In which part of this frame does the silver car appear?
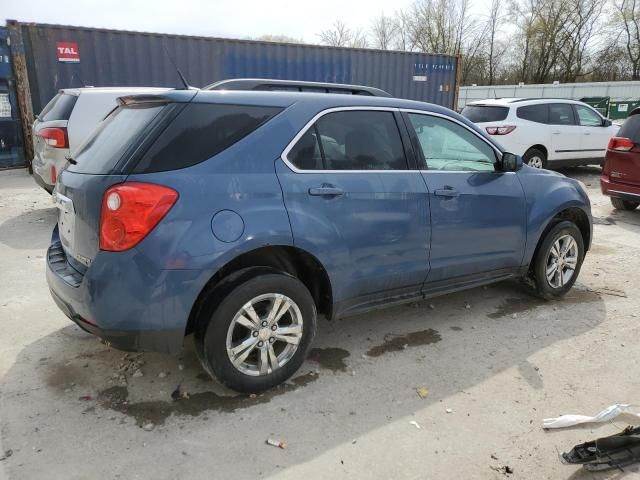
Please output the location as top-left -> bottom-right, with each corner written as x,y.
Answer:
32,87 -> 169,192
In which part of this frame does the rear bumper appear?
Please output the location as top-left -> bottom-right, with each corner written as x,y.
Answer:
32,169 -> 54,193
48,287 -> 178,352
46,226 -> 206,354
600,175 -> 640,202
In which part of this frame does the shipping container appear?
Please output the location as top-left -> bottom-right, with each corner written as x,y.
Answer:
7,20 -> 460,167
0,26 -> 25,169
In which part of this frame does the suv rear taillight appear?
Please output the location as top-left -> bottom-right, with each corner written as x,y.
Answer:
39,127 -> 69,148
485,126 -> 517,135
99,182 -> 178,252
608,137 -> 635,152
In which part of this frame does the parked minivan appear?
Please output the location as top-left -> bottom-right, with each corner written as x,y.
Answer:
47,87 -> 592,392
32,87 -> 169,192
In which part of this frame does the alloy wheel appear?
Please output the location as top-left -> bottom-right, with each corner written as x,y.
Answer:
528,156 -> 543,168
545,234 -> 578,288
225,293 -> 303,376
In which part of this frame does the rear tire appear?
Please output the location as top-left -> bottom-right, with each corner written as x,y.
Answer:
523,148 -> 547,169
531,221 -> 584,299
611,197 -> 639,211
196,273 -> 316,393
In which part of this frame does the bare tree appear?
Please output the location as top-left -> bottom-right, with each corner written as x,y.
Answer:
614,0 -> 640,79
370,13 -> 396,50
558,0 -> 605,82
318,20 -> 353,47
411,0 -> 474,55
485,0 -> 505,85
350,28 -> 370,48
254,34 -> 304,44
392,9 -> 416,51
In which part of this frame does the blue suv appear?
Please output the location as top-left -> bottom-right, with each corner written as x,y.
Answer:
47,86 -> 592,392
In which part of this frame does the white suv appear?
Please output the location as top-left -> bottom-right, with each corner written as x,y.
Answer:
461,98 -> 619,169
32,87 -> 169,192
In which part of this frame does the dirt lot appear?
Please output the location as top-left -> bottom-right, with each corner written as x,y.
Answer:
0,167 -> 639,479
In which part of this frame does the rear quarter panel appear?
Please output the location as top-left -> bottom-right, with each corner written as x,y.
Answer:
124,105 -> 298,278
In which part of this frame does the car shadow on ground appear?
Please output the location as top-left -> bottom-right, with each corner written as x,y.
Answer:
0,206 -> 57,250
0,279 -> 609,478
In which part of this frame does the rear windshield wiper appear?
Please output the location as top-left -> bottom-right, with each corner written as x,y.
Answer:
66,157 -> 77,165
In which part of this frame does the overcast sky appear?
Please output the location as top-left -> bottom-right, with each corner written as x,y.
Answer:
1,0 -> 490,44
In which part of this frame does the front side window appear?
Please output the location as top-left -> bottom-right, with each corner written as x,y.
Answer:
549,104 -> 576,125
287,110 -> 407,170
574,105 -> 603,127
408,113 -> 496,172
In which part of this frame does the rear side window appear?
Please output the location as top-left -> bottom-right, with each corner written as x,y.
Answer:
460,105 -> 509,123
517,104 -> 548,124
618,113 -> 640,142
549,104 -> 575,125
68,105 -> 164,174
38,93 -> 78,122
287,110 -> 407,170
134,103 -> 282,173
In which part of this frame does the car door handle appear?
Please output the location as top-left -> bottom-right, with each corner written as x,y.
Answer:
434,187 -> 459,197
308,186 -> 344,197
552,130 -> 561,135
584,131 -> 591,135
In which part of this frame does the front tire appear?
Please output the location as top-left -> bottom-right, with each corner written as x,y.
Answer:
523,148 -> 547,169
531,221 -> 584,299
197,273 -> 316,393
611,197 -> 639,211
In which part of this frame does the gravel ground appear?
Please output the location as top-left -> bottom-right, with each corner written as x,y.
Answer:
0,167 -> 639,480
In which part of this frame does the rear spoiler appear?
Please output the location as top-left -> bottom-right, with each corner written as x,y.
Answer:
117,90 -> 198,106
117,95 -> 174,106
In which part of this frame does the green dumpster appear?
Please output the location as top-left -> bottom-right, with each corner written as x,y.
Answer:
580,97 -> 610,117
609,100 -> 640,120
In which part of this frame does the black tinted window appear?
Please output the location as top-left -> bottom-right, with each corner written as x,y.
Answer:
69,105 -> 164,174
517,104 -> 548,123
618,113 -> 640,142
549,104 -> 575,125
288,127 -> 323,169
461,105 -> 509,123
134,103 -> 281,173
288,111 -> 407,170
39,93 -> 78,122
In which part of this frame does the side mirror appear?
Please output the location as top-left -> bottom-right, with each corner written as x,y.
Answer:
603,119 -> 612,127
501,152 -> 523,172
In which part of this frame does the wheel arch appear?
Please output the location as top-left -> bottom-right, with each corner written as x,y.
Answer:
185,245 -> 333,339
528,206 -> 591,271
525,145 -> 548,160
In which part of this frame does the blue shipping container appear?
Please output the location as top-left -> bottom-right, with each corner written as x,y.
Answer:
12,21 -> 459,114
0,26 -> 25,168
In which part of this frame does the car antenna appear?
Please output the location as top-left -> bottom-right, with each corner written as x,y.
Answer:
71,72 -> 86,88
163,44 -> 191,90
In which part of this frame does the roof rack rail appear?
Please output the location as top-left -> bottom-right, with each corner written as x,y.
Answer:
204,78 -> 391,97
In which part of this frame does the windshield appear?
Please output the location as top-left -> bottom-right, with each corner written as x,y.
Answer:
461,105 -> 509,123
67,104 -> 164,174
